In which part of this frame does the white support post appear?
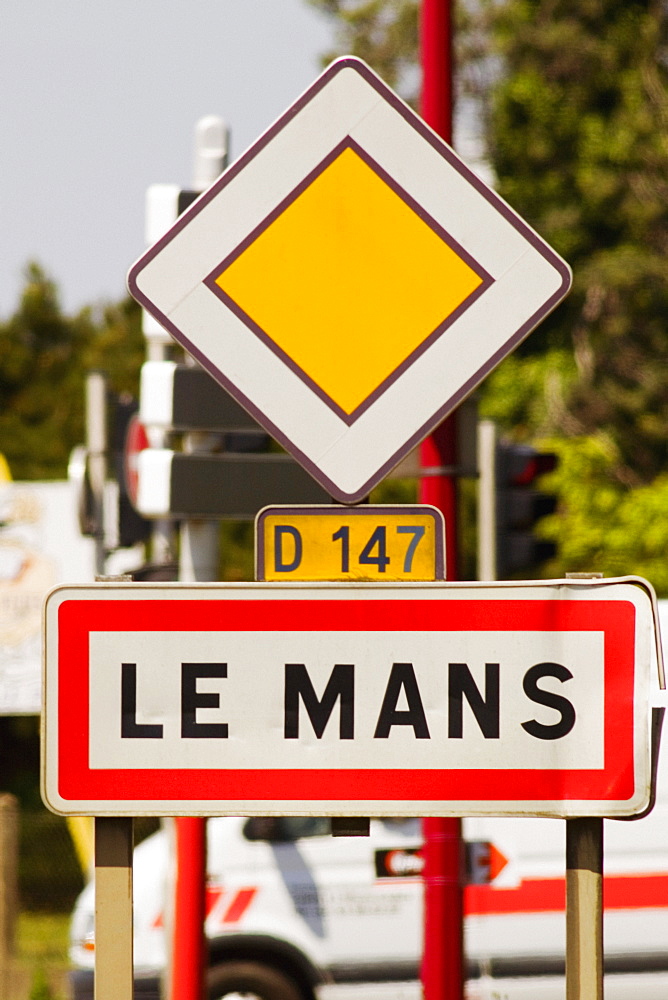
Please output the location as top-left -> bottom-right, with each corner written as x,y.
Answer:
477,419 -> 497,581
178,116 -> 229,585
86,372 -> 108,576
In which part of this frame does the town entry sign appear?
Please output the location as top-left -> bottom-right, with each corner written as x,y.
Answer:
42,579 -> 652,818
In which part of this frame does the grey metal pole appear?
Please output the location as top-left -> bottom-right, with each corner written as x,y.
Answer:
169,115 -> 230,1000
477,419 -> 497,581
86,372 -> 108,576
179,115 -> 229,585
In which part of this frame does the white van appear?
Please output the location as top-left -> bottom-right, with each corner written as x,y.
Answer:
68,627 -> 668,1000
69,776 -> 668,1000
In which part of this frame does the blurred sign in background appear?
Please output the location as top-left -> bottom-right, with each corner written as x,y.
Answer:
0,479 -> 94,714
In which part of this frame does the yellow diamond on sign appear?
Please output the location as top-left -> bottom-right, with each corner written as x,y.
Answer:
209,141 -> 489,420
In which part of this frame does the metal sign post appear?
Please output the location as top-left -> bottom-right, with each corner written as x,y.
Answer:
418,2 -> 463,986
566,817 -> 603,1000
564,570 -> 605,1000
94,817 -> 133,1000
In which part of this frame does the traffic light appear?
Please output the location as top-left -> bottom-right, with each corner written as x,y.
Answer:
495,441 -> 558,578
135,362 -> 328,518
112,394 -> 152,548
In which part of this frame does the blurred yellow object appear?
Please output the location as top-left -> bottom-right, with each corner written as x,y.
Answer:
0,454 -> 11,482
67,816 -> 94,874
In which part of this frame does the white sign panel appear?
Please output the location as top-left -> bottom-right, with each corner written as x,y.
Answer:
128,58 -> 571,503
42,580 -> 651,817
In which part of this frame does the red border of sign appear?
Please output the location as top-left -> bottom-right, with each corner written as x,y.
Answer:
56,597 -> 636,804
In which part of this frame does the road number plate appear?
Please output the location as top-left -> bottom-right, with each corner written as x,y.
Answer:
255,505 -> 445,581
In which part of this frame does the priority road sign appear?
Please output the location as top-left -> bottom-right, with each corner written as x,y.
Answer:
127,58 -> 572,504
42,579 -> 652,818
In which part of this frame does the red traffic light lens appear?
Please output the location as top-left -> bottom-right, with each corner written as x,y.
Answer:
511,453 -> 557,486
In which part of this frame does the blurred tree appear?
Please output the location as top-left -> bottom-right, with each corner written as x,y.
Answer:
0,263 -> 143,479
309,0 -> 668,482
307,0 -> 668,589
84,293 -> 145,399
485,0 -> 668,485
532,434 -> 668,592
307,0 -> 420,99
0,264 -> 88,479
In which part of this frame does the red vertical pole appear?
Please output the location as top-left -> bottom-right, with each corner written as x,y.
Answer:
419,3 -> 465,1000
420,0 -> 453,141
170,817 -> 207,1000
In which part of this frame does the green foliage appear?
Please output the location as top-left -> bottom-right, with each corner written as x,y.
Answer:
85,293 -> 145,398
20,808 -> 84,912
307,0 -> 668,592
479,348 -> 579,440
0,263 -> 143,479
481,353 -> 668,592
535,435 -> 668,592
0,264 -> 88,479
28,967 -> 59,1000
478,0 -> 668,586
370,475 -> 417,505
485,0 -> 668,482
16,913 -> 70,1000
307,0 -> 419,100
219,521 -> 255,581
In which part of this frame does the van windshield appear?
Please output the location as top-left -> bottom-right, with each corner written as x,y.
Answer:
243,817 -> 332,842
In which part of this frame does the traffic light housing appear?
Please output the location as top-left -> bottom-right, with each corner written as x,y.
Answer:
112,395 -> 152,548
495,442 -> 558,578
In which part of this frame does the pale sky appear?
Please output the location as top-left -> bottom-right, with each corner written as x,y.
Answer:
0,1 -> 336,318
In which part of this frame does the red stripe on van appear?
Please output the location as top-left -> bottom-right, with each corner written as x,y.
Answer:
222,887 -> 257,924
465,874 -> 668,915
205,885 -> 224,916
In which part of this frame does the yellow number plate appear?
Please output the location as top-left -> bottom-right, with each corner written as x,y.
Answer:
255,505 -> 445,581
